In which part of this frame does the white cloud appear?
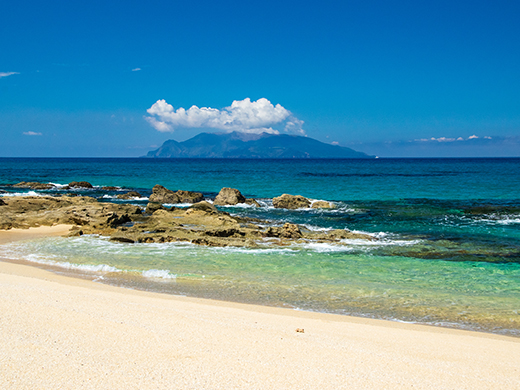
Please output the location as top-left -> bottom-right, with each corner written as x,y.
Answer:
0,72 -> 20,79
132,68 -> 141,72
23,131 -> 42,136
331,141 -> 339,145
415,135 -> 492,143
145,97 -> 305,135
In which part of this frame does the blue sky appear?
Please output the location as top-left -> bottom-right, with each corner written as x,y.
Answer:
1,0 -> 519,157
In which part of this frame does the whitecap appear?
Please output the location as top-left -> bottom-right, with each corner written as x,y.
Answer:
142,269 -> 177,279
1,191 -> 43,197
49,182 -> 67,188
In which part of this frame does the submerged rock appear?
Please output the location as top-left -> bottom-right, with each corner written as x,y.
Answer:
110,236 -> 135,244
117,191 -> 143,199
311,200 -> 335,209
272,194 -> 311,209
214,187 -> 246,205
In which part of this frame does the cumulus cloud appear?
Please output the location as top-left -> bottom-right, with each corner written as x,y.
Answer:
145,97 -> 305,135
23,131 -> 42,136
0,72 -> 20,79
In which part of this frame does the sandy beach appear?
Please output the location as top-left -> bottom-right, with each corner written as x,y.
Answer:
1,227 -> 519,389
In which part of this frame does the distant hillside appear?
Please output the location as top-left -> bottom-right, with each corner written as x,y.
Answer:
145,132 -> 373,159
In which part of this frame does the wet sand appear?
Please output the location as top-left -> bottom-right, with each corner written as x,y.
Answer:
1,226 -> 519,389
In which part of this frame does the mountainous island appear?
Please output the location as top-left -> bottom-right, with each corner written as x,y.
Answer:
145,132 -> 373,158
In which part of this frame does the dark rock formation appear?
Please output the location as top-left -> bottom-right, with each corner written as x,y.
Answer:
214,188 -> 246,206
67,181 -> 93,189
0,198 -> 6,206
272,194 -> 311,209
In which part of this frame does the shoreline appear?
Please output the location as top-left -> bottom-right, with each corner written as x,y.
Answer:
1,227 -> 520,388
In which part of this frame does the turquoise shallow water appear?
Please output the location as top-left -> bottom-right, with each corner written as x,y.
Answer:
1,158 -> 519,335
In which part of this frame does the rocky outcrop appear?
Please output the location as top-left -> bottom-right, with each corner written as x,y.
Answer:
117,191 -> 143,199
0,198 -> 6,206
149,185 -> 203,204
0,195 -> 375,248
176,190 -> 204,203
145,202 -> 168,214
311,201 -> 335,209
67,181 -> 93,189
272,194 -> 311,209
149,185 -> 177,203
214,188 -> 246,205
0,196 -> 141,231
12,182 -> 54,190
265,223 -> 302,239
188,201 -> 218,213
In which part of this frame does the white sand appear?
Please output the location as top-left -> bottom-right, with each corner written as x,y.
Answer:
1,227 -> 519,389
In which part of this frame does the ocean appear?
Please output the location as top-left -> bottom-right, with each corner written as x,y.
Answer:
1,157 -> 519,336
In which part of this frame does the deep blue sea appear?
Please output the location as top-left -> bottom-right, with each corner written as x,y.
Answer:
1,158 -> 519,335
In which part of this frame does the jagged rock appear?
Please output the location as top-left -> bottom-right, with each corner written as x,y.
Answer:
272,194 -> 311,209
0,198 -> 5,206
312,201 -> 335,209
149,185 -> 178,203
245,198 -> 260,207
176,190 -> 204,203
106,213 -> 131,227
12,181 -> 54,190
102,186 -> 119,191
281,223 -> 302,238
265,223 -> 302,239
117,191 -> 143,199
188,201 -> 217,213
68,181 -> 93,189
149,185 -> 203,204
214,187 -> 246,205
